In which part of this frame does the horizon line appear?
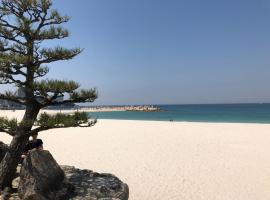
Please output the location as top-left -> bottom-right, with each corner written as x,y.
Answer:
81,102 -> 270,107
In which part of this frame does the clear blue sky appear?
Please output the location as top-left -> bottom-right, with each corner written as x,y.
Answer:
48,0 -> 270,105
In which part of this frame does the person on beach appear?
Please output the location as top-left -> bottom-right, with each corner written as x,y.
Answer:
21,133 -> 43,159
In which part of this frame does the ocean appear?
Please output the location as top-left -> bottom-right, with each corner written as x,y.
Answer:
87,104 -> 270,124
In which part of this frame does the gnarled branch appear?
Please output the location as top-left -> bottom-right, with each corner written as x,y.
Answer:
30,112 -> 97,135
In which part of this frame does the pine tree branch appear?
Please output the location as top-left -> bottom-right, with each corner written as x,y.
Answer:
0,33 -> 25,46
30,120 -> 97,135
1,47 -> 24,54
42,10 -> 70,26
33,66 -> 49,78
0,73 -> 25,85
8,67 -> 26,76
35,6 -> 49,32
0,40 -> 27,55
29,126 -> 57,135
0,1 -> 21,18
29,112 -> 97,135
0,128 -> 15,136
0,44 -> 26,54
33,79 -> 83,106
50,95 -> 97,105
0,92 -> 26,105
0,79 -> 22,85
0,51 -> 29,65
0,116 -> 17,136
0,67 -> 26,84
0,18 -> 21,32
34,79 -> 80,94
0,24 -> 25,45
36,47 -> 82,64
39,88 -> 97,108
36,26 -> 69,40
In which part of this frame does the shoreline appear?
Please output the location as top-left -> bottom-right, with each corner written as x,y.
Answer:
1,110 -> 270,125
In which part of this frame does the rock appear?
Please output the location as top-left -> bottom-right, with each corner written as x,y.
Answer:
7,150 -> 129,200
0,141 -> 8,162
62,166 -> 129,200
18,149 -> 75,200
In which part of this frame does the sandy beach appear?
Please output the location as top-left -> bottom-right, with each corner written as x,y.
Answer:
1,110 -> 270,200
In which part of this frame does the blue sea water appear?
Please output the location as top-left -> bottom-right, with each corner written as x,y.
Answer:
87,104 -> 270,124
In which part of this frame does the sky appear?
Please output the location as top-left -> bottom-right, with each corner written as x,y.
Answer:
45,0 -> 270,105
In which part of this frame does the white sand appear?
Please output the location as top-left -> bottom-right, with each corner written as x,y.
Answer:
1,111 -> 270,200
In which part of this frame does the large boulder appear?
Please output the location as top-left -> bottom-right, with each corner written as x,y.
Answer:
0,141 -> 8,162
18,149 -> 75,200
8,149 -> 129,200
63,166 -> 129,200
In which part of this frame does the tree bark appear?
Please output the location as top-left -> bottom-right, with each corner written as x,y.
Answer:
0,133 -> 29,189
0,103 -> 40,190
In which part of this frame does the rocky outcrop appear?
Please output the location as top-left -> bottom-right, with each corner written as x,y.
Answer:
63,165 -> 129,200
18,149 -> 75,200
0,141 -> 8,162
9,149 -> 129,200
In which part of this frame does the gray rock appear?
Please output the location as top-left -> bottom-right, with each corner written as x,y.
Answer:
62,166 -> 129,200
5,150 -> 129,200
18,149 -> 75,200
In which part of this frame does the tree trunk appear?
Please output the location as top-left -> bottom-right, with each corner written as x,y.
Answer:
0,103 -> 40,190
0,133 -> 29,189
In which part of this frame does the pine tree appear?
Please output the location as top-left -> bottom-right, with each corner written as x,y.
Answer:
0,0 -> 97,189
